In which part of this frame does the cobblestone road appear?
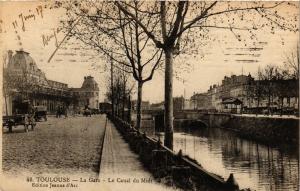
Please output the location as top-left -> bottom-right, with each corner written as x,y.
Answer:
2,115 -> 106,176
2,115 -> 178,191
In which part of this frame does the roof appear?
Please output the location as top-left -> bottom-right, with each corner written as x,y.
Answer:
222,98 -> 242,105
81,76 -> 99,90
9,50 -> 37,70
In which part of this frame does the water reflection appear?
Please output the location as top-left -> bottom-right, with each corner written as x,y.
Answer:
140,121 -> 299,191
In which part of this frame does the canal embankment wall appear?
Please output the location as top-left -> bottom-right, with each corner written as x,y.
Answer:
108,115 -> 242,191
173,112 -> 299,145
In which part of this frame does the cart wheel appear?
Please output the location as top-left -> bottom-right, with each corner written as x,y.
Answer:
24,125 -> 28,133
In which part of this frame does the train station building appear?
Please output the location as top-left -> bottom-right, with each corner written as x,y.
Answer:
2,50 -> 99,115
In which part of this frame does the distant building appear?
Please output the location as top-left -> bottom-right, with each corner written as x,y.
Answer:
190,93 -> 210,110
189,73 -> 299,114
3,50 -> 72,115
2,50 -> 100,116
207,84 -> 220,110
69,76 -> 99,111
173,97 -> 185,111
245,79 -> 299,113
99,102 -> 112,113
150,102 -> 164,110
131,100 -> 150,111
183,99 -> 194,110
221,98 -> 243,114
149,97 -> 187,111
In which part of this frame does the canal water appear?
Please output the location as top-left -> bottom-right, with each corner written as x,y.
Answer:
140,120 -> 299,191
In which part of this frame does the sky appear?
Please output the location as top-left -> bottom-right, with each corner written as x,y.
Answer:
0,1 -> 299,103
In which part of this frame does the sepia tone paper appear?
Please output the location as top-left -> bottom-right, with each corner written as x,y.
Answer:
0,1 -> 299,191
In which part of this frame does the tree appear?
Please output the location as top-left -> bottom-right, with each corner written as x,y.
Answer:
62,1 -> 163,130
260,65 -> 278,115
284,44 -> 299,79
115,1 -> 298,149
105,65 -> 134,120
54,1 -> 299,149
258,64 -> 299,116
252,68 -> 264,115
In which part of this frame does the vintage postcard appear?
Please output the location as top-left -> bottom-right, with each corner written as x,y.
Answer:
0,1 -> 299,191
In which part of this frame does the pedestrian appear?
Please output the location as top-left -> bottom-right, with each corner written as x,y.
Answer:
56,105 -> 61,118
64,106 -> 68,118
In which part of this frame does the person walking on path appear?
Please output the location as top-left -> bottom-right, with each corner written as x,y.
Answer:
64,106 -> 68,118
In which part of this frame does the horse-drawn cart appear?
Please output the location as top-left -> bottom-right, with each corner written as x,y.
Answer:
34,105 -> 47,121
3,114 -> 36,133
2,100 -> 36,133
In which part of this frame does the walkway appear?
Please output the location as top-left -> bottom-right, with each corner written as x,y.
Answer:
233,113 -> 299,119
99,118 -> 177,191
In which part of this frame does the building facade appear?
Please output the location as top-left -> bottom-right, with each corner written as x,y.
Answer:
3,50 -> 73,115
2,50 -> 100,116
188,73 -> 299,114
131,100 -> 150,111
69,76 -> 100,112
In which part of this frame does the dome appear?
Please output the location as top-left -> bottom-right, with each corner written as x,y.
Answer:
7,50 -> 49,86
8,50 -> 37,71
81,76 -> 99,91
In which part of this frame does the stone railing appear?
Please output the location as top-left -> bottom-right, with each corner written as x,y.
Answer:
107,115 -> 245,191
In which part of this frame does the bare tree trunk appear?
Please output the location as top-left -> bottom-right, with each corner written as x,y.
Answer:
280,97 -> 283,116
4,95 -> 8,116
164,49 -> 174,150
116,91 -> 120,117
288,96 -> 291,116
297,97 -> 299,116
127,95 -> 131,123
136,81 -> 143,130
111,60 -> 115,117
268,92 -> 271,115
271,94 -> 273,116
122,77 -> 126,120
122,95 -> 125,120
256,98 -> 259,116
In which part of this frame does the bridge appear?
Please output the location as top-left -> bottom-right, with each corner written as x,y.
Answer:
131,109 -> 214,130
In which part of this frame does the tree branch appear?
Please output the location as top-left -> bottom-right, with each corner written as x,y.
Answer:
115,1 -> 163,48
142,50 -> 163,83
178,1 -> 217,38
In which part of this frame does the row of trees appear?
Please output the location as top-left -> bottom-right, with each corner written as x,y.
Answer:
105,62 -> 134,122
60,1 -> 298,149
246,48 -> 299,115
